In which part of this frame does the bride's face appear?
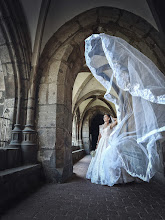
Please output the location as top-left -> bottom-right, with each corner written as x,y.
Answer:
103,115 -> 110,123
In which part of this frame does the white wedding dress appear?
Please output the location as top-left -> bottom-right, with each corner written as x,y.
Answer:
86,124 -> 136,186
85,33 -> 165,186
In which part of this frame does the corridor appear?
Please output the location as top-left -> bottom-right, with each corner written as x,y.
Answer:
1,155 -> 165,220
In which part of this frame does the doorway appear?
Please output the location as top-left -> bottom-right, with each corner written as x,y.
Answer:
90,114 -> 104,151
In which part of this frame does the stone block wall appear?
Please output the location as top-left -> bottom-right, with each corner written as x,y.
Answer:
0,1 -> 32,148
37,59 -> 74,182
37,7 -> 165,183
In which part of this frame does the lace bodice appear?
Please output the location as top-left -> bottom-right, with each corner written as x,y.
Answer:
99,124 -> 113,138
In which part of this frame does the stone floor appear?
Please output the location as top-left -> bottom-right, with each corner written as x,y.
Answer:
1,155 -> 165,220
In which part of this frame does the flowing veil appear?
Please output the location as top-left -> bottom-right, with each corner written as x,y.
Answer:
85,34 -> 165,184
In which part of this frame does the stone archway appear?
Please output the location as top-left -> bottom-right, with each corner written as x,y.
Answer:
0,1 -> 31,146
36,7 -> 165,182
0,1 -> 31,172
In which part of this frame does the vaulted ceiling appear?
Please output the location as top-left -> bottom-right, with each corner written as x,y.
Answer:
72,71 -> 117,120
20,0 -> 158,51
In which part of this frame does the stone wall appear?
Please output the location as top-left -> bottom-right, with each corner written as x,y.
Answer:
37,57 -> 77,182
0,35 -> 15,144
0,0 -> 31,139
37,7 -> 165,182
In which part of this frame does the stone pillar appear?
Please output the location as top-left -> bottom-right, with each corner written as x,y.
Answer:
21,0 -> 51,165
21,125 -> 38,164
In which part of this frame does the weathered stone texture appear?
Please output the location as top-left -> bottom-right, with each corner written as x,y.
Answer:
56,107 -> 65,129
52,44 -> 73,62
48,60 -> 68,84
37,127 -> 56,149
0,45 -> 11,63
137,41 -> 154,59
115,31 -> 130,43
4,98 -> 15,108
48,83 -> 57,104
118,11 -> 139,29
37,105 -> 56,128
55,21 -> 80,43
0,91 -> 3,99
1,63 -> 7,76
4,74 -> 15,98
98,7 -> 120,23
0,76 -> 5,91
38,84 -> 48,105
78,9 -> 98,28
55,127 -> 65,147
5,63 -> 14,75
39,149 -> 56,165
133,20 -> 152,36
56,84 -> 65,104
73,29 -> 93,45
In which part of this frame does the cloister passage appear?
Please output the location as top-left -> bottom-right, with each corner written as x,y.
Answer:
0,1 -> 165,218
1,156 -> 165,219
35,7 -> 165,183
72,70 -> 116,157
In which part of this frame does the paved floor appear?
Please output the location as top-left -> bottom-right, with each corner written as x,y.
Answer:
1,155 -> 165,220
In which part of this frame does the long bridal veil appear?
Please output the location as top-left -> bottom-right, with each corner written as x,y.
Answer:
85,34 -> 165,184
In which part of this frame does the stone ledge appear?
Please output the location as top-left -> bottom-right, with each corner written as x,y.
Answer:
0,164 -> 45,212
0,164 -> 40,176
0,148 -> 22,171
72,149 -> 85,164
72,145 -> 80,151
72,149 -> 84,154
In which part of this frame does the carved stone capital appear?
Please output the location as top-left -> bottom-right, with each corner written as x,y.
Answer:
9,124 -> 22,148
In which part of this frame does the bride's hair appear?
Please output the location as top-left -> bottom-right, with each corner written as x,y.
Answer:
104,113 -> 112,122
104,113 -> 110,117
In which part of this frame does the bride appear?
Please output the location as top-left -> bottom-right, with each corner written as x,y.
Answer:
86,114 -> 117,183
85,33 -> 165,186
86,114 -> 137,186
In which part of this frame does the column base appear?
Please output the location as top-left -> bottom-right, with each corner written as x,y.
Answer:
21,125 -> 38,164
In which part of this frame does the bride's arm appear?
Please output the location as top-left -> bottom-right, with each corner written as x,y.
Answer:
110,117 -> 118,129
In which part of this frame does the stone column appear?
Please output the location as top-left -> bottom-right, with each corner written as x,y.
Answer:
21,0 -> 50,164
9,62 -> 22,149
